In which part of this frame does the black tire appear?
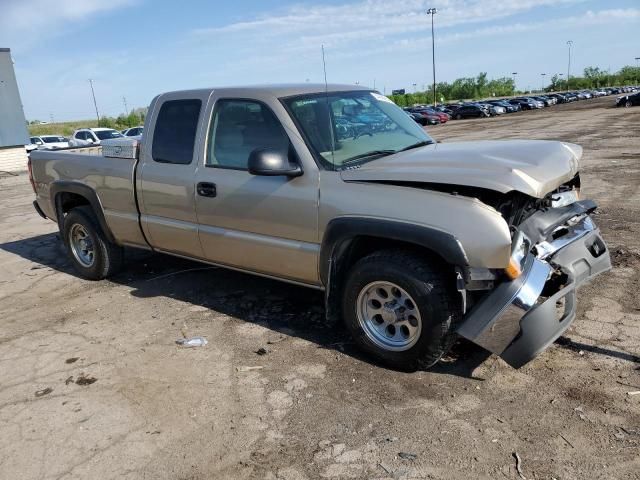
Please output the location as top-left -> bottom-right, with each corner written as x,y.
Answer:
625,101 -> 632,108
455,113 -> 462,120
342,250 -> 462,371
62,206 -> 123,280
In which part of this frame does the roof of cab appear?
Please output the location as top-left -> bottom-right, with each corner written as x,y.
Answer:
159,83 -> 372,98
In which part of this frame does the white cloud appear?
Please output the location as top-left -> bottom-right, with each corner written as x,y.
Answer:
0,0 -> 136,52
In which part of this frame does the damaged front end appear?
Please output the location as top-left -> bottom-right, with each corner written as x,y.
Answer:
457,198 -> 611,368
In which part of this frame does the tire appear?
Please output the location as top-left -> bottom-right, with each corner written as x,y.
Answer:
625,101 -> 632,108
455,114 -> 462,120
62,206 -> 123,280
342,250 -> 462,371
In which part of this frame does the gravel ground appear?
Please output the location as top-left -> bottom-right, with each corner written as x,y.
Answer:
0,95 -> 639,480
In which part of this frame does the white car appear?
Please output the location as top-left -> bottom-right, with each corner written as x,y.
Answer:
122,126 -> 144,137
29,135 -> 69,150
68,128 -> 124,147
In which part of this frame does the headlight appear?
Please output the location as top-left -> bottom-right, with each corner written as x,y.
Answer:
551,189 -> 579,208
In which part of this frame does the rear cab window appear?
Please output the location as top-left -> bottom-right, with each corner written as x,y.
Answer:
152,99 -> 202,164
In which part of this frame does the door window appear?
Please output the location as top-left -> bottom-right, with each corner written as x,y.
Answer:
152,99 -> 202,164
206,100 -> 289,169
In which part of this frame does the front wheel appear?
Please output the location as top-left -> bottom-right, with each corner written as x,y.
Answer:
625,100 -> 632,108
342,250 -> 461,371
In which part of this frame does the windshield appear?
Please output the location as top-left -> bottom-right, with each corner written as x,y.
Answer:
95,130 -> 124,140
42,136 -> 66,143
284,91 -> 434,169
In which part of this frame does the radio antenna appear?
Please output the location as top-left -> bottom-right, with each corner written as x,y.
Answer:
321,44 -> 335,164
321,44 -> 328,91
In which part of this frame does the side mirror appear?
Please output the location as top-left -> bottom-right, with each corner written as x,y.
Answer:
248,149 -> 302,177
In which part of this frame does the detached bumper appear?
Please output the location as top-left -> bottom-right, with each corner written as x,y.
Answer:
458,209 -> 611,368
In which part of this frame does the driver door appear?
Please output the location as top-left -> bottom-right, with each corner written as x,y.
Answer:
194,97 -> 320,285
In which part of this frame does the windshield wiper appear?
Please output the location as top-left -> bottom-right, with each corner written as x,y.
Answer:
397,140 -> 434,152
342,150 -> 397,165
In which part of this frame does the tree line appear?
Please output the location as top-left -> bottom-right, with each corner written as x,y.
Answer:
389,65 -> 640,106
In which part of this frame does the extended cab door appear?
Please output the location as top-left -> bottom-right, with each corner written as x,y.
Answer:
137,91 -> 210,258
193,95 -> 320,285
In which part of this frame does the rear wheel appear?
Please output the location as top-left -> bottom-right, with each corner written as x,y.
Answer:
62,206 -> 123,280
342,250 -> 461,371
455,113 -> 462,120
625,100 -> 632,108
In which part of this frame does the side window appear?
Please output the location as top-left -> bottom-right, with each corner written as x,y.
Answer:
74,131 -> 84,140
206,100 -> 290,169
152,99 -> 202,164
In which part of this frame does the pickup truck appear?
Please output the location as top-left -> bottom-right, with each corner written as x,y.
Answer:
28,84 -> 611,370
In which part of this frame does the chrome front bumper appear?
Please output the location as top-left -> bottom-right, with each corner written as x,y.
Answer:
458,207 -> 611,368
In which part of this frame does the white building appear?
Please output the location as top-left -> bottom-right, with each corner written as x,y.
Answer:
0,48 -> 29,172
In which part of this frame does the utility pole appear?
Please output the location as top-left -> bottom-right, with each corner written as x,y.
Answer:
89,79 -> 100,127
566,40 -> 573,92
49,113 -> 55,124
511,72 -> 518,93
540,73 -> 546,92
427,8 -> 437,106
123,96 -> 129,115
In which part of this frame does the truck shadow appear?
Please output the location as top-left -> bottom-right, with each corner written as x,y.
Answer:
4,233 -> 636,377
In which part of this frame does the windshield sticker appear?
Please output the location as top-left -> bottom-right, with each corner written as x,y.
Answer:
295,99 -> 318,106
370,92 -> 394,104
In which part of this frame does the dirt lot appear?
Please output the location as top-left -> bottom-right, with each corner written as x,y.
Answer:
1,96 -> 639,480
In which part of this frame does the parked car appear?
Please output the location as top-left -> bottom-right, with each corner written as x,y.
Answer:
409,107 -> 449,123
478,103 -> 505,115
29,135 -> 69,150
547,93 -> 568,103
122,126 -> 144,137
508,98 -> 537,110
616,92 -> 640,107
68,128 -> 124,147
28,84 -> 611,370
406,110 -> 439,125
487,100 -> 519,113
452,104 -> 489,119
408,112 -> 431,126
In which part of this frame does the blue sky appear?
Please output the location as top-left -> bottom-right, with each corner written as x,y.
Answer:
1,0 -> 638,121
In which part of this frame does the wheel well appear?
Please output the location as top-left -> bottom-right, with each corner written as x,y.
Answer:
325,235 -> 457,323
56,192 -> 90,215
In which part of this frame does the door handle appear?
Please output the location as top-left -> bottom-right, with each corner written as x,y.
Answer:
197,182 -> 217,197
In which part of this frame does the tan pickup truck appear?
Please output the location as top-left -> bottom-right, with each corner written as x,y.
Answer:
28,84 -> 611,370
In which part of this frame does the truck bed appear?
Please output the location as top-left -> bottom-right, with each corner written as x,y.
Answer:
29,146 -> 147,248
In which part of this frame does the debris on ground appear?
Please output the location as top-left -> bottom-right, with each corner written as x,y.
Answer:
34,387 -> 53,397
65,357 -> 79,364
512,451 -> 526,480
65,376 -> 74,385
176,336 -> 208,347
255,347 -> 270,355
236,366 -> 264,372
627,391 -> 640,396
75,373 -> 97,386
398,452 -> 417,461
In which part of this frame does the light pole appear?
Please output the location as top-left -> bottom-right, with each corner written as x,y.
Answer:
511,72 -> 518,93
88,79 -> 100,127
635,57 -> 640,67
427,8 -> 437,106
540,73 -> 546,92
412,83 -> 417,93
566,40 -> 573,92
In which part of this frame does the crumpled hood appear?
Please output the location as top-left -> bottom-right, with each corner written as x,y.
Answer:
340,140 -> 582,198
